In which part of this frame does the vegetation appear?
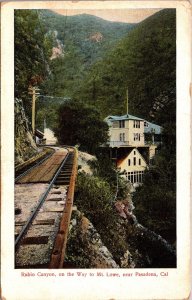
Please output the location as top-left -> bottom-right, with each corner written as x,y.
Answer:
72,9 -> 176,122
55,101 -> 109,154
15,9 -> 176,130
75,172 -> 129,264
39,10 -> 134,70
67,8 -> 176,245
36,10 -> 134,101
133,142 -> 176,245
89,149 -> 130,199
14,10 -> 53,117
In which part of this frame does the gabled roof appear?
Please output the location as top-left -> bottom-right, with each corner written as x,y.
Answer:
117,147 -> 147,167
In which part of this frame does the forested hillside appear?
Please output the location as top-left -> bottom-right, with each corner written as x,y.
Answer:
15,9 -> 175,130
73,9 -> 176,125
39,10 -> 134,67
39,9 -> 175,130
38,10 -> 134,99
14,10 -> 134,129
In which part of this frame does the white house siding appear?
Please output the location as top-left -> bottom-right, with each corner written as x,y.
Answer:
108,120 -> 129,147
127,120 -> 144,146
105,115 -> 161,148
117,148 -> 147,184
108,119 -> 145,147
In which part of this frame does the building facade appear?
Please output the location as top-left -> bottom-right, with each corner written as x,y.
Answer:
105,114 -> 162,185
117,148 -> 147,185
105,115 -> 145,147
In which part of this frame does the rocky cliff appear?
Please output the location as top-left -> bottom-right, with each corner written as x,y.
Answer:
66,210 -> 119,268
15,98 -> 38,165
66,200 -> 176,268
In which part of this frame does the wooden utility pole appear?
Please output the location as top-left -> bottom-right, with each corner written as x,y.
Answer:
29,86 -> 40,135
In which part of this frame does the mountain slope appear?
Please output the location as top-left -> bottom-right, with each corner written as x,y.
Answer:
73,9 -> 176,125
39,10 -> 135,66
38,10 -> 135,98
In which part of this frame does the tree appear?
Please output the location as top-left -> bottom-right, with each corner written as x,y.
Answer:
55,100 -> 109,154
132,129 -> 176,245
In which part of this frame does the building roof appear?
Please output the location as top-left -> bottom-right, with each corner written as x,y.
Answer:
105,114 -> 162,134
105,114 -> 144,124
117,147 -> 147,167
35,129 -> 44,139
144,121 -> 162,134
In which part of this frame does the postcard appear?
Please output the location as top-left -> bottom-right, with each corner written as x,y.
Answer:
1,1 -> 191,299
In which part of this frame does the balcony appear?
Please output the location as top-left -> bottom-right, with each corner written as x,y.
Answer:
144,141 -> 162,146
106,141 -> 130,147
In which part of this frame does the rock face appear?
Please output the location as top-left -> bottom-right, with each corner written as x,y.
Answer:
50,31 -> 64,60
89,32 -> 103,43
78,151 -> 96,175
66,201 -> 176,268
114,198 -> 176,268
15,98 -> 38,165
66,210 -> 119,268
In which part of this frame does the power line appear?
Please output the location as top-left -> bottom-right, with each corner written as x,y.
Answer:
39,95 -> 71,100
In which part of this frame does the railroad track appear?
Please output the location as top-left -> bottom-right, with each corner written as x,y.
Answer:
15,148 -> 54,182
15,146 -> 78,268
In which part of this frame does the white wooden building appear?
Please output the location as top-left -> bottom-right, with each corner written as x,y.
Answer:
117,148 -> 147,185
105,114 -> 162,147
105,114 -> 162,185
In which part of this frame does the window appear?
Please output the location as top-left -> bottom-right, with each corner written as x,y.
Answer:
128,159 -> 131,166
139,158 -> 141,165
119,133 -> 125,142
133,157 -> 136,165
127,171 -> 144,183
119,120 -> 125,128
134,120 -> 140,128
134,150 -> 136,155
144,121 -> 149,127
112,121 -> 119,128
134,133 -> 141,141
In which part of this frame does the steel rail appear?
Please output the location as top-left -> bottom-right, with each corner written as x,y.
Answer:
15,149 -> 54,182
49,147 -> 78,268
15,148 -> 70,250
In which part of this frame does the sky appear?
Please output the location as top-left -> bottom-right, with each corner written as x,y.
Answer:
52,9 -> 162,24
